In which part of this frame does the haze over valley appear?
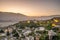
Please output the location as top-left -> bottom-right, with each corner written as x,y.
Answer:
0,12 -> 60,27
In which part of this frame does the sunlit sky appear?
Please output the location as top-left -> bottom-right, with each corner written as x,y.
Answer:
0,0 -> 60,16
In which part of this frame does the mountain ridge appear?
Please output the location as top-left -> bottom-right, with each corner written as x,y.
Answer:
0,12 -> 60,27
0,12 -> 28,22
0,12 -> 60,22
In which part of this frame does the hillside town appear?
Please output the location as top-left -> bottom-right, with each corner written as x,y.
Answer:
0,0 -> 60,40
0,16 -> 60,40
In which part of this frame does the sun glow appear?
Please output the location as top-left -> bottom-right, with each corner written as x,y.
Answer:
6,8 -> 20,13
0,7 -> 32,16
2,7 -> 26,13
0,0 -> 60,16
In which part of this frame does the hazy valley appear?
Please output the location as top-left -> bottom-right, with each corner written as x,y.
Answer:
0,12 -> 60,27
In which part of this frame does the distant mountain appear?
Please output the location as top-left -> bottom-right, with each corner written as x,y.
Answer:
0,12 -> 28,22
50,15 -> 60,17
0,12 -> 60,22
40,15 -> 60,20
28,15 -> 60,21
0,12 -> 60,27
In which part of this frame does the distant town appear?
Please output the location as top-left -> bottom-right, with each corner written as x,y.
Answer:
0,0 -> 60,40
0,15 -> 60,40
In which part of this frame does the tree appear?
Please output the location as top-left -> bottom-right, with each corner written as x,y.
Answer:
45,22 -> 52,30
0,29 -> 4,33
12,30 -> 19,39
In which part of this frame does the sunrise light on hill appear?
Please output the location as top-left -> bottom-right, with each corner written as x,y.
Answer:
0,0 -> 60,16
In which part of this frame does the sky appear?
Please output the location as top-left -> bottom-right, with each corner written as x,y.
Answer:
0,0 -> 60,16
